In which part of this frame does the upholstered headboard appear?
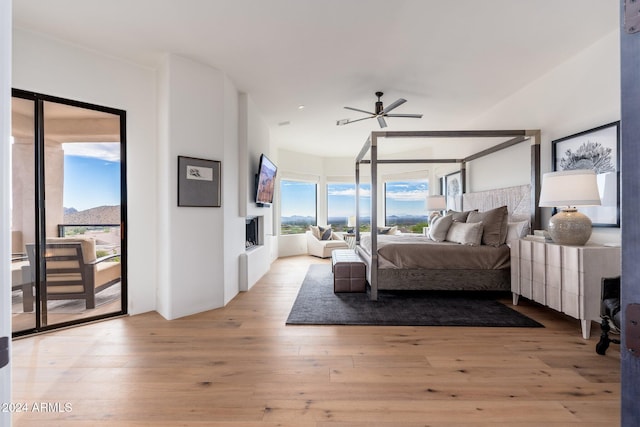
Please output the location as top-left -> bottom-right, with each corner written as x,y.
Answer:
462,184 -> 531,224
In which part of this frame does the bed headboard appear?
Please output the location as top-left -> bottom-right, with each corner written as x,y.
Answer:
462,184 -> 531,224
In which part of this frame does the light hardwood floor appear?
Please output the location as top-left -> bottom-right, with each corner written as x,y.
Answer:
11,255 -> 620,426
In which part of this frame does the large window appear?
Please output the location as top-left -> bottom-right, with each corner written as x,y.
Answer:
327,182 -> 371,232
384,179 -> 429,233
280,180 -> 317,235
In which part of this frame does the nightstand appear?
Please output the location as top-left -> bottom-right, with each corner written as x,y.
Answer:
510,237 -> 621,339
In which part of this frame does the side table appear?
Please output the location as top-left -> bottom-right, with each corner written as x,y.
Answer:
511,237 -> 621,339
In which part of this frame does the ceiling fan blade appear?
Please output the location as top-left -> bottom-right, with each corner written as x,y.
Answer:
336,116 -> 375,126
377,116 -> 387,128
380,98 -> 406,114
344,106 -> 376,115
384,113 -> 423,118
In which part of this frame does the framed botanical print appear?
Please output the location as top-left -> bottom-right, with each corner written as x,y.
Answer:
443,171 -> 463,212
551,121 -> 620,226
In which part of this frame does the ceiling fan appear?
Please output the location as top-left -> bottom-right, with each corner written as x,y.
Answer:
336,91 -> 423,128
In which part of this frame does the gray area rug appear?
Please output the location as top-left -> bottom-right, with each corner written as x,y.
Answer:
286,264 -> 543,327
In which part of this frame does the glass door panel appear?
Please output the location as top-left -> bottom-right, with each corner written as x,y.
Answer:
42,100 -> 123,328
10,97 -> 36,334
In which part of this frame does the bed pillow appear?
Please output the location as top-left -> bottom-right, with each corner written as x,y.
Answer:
428,214 -> 453,242
446,222 -> 484,246
466,205 -> 509,247
446,209 -> 477,222
506,220 -> 529,242
377,226 -> 398,235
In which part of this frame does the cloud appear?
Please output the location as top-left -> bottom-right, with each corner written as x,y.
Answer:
385,189 -> 428,202
327,187 -> 371,197
62,142 -> 120,162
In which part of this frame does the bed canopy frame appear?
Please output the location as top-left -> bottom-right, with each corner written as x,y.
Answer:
354,129 -> 542,300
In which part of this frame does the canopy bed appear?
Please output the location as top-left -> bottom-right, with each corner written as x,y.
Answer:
353,129 -> 542,300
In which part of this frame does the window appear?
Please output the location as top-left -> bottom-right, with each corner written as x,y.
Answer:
327,183 -> 353,232
327,182 -> 371,232
384,179 -> 429,233
280,180 -> 317,235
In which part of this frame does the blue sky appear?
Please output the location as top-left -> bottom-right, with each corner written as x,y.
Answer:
281,179 -> 429,218
63,143 -> 121,211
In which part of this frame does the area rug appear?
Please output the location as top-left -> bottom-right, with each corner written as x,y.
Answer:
286,264 -> 543,327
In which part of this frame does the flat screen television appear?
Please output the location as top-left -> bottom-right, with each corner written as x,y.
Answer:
255,154 -> 277,205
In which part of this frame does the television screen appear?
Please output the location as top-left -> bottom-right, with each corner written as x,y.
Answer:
255,154 -> 277,205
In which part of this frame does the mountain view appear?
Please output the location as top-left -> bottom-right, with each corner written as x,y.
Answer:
63,205 -> 120,224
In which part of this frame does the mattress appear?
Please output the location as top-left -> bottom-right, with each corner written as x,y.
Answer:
358,233 -> 510,270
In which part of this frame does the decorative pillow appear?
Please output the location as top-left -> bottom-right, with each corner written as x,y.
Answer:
446,209 -> 477,222
445,222 -> 484,246
309,225 -> 320,239
319,225 -> 333,240
428,214 -> 454,242
506,220 -> 529,242
310,225 -> 332,240
466,205 -> 509,247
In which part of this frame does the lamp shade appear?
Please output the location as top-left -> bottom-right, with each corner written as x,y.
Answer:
347,216 -> 356,227
539,169 -> 601,207
425,195 -> 446,211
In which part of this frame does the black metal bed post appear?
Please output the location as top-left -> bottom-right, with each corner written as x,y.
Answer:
355,161 -> 360,243
370,133 -> 378,300
527,130 -> 542,231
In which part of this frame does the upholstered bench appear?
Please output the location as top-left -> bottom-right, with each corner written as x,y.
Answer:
331,249 -> 367,293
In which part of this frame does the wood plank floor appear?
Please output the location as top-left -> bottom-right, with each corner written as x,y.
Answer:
11,255 -> 621,426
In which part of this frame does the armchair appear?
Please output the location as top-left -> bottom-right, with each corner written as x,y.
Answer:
26,237 -> 121,310
306,230 -> 349,258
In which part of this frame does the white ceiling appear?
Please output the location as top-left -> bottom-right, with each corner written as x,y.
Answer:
12,0 -> 619,157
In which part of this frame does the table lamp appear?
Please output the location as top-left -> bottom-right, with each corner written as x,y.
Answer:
538,169 -> 601,245
347,216 -> 356,233
425,195 -> 446,224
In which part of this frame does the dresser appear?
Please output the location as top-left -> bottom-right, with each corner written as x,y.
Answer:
510,237 -> 621,339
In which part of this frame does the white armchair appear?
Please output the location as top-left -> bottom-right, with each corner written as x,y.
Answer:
306,230 -> 349,258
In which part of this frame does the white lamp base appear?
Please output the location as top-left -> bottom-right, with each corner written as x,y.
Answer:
548,208 -> 592,246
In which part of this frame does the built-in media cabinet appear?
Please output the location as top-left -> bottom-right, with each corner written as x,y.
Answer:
510,237 -> 621,339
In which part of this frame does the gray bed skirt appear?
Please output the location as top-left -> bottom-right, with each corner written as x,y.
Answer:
356,246 -> 511,292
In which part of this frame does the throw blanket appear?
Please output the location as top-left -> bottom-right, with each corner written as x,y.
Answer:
359,234 -> 510,270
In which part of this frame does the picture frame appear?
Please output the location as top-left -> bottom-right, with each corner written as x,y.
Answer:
177,156 -> 221,207
444,171 -> 463,212
551,121 -> 620,227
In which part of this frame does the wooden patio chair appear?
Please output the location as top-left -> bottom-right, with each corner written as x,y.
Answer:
26,238 -> 121,310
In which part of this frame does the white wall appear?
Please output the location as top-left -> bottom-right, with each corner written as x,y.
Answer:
238,94 -> 276,289
157,54 -> 229,319
12,31 -> 258,320
467,30 -> 621,244
13,29 -> 159,315
222,76 -> 243,305
0,1 -> 12,424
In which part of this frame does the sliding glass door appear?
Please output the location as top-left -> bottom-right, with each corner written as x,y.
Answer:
10,90 -> 127,336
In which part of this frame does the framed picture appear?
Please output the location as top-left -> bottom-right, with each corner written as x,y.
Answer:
177,156 -> 221,207
444,171 -> 463,212
552,121 -> 620,227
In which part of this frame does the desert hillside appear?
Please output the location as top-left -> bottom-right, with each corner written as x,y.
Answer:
63,205 -> 120,224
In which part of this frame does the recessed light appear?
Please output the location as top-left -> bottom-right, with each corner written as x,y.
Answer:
278,121 -> 291,126
298,105 -> 305,110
